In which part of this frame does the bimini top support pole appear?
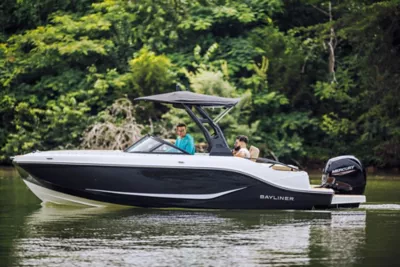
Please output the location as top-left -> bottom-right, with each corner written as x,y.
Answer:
183,104 -> 232,156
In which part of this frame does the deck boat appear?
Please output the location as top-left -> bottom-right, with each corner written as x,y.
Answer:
12,91 -> 367,209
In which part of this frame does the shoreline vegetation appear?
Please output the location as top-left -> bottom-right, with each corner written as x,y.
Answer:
1,1 -> 399,168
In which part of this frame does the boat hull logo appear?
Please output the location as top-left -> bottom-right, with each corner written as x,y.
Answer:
260,195 -> 294,201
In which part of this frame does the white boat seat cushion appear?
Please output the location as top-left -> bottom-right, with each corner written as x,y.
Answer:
249,146 -> 260,161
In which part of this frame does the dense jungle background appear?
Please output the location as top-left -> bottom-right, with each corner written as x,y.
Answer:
0,0 -> 399,168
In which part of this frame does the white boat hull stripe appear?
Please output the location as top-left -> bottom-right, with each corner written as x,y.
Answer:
85,187 -> 247,200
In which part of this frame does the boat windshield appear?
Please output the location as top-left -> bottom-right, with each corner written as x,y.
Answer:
125,135 -> 188,154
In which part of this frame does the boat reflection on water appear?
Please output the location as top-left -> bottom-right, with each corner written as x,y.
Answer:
308,211 -> 366,266
14,207 -> 366,266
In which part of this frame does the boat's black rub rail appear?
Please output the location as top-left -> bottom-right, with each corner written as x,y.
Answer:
15,163 -> 333,209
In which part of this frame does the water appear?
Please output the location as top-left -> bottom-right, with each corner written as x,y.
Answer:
1,167 -> 400,266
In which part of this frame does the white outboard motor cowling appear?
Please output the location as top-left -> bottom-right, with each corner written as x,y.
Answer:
321,155 -> 367,195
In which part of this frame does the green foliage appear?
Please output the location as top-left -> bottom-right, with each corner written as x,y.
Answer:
0,0 -> 399,168
0,2 -> 127,161
122,47 -> 174,98
271,0 -> 400,166
0,0 -> 94,39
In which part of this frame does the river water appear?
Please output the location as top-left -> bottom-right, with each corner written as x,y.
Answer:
1,167 -> 400,266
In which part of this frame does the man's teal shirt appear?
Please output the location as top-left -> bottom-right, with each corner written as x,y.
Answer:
175,134 -> 195,155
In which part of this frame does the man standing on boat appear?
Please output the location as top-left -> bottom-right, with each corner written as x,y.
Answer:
175,123 -> 196,155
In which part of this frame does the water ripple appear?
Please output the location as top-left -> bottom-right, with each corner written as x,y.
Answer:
360,204 -> 400,210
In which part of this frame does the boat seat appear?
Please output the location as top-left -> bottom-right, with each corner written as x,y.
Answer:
271,165 -> 299,172
249,145 -> 260,161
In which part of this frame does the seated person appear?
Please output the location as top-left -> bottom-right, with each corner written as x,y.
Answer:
232,135 -> 241,155
233,135 -> 250,158
175,123 -> 195,155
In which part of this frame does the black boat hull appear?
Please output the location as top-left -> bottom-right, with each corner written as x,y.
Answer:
16,163 -> 333,210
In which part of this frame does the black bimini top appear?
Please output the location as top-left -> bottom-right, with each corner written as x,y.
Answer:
135,91 -> 240,107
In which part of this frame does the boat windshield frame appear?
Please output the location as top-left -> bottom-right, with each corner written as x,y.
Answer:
124,135 -> 190,155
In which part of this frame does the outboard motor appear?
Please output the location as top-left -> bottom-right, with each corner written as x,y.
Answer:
321,155 -> 367,194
